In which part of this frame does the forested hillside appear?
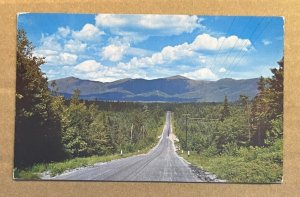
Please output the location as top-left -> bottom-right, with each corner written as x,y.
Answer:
50,76 -> 259,102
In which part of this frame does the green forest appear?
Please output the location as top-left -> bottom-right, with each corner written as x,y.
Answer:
173,59 -> 283,182
15,29 -> 283,182
15,30 -> 165,176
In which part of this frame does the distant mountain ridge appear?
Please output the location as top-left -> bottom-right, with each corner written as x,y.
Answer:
49,76 -> 259,102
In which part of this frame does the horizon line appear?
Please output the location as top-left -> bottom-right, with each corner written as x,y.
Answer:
48,75 -> 262,83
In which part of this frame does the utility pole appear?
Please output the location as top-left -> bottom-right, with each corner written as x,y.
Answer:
246,101 -> 251,143
141,125 -> 145,139
182,114 -> 218,156
182,114 -> 190,150
130,123 -> 133,144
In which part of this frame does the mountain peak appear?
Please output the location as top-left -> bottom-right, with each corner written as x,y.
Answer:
51,76 -> 80,82
165,75 -> 189,80
218,78 -> 235,82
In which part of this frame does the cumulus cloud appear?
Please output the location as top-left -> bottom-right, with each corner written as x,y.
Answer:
183,68 -> 217,80
34,33 -> 80,66
95,14 -> 127,27
74,60 -> 103,72
33,49 -> 58,57
101,44 -> 129,62
64,39 -> 87,53
219,67 -> 227,73
73,60 -> 147,82
137,15 -> 201,33
88,67 -> 146,82
34,26 -> 92,67
72,24 -> 105,41
58,26 -> 71,37
34,51 -> 77,66
116,33 -> 252,70
59,53 -> 78,65
191,34 -> 252,51
39,34 -> 62,51
95,14 -> 203,36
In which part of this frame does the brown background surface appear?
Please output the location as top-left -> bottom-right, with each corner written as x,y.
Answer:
0,0 -> 299,196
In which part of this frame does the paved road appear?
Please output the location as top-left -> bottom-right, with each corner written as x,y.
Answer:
51,112 -> 200,182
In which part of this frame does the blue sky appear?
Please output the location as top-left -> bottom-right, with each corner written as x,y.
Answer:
18,13 -> 284,82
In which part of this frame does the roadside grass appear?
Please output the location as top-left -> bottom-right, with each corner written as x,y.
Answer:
178,140 -> 283,183
14,116 -> 167,180
172,110 -> 283,183
14,145 -> 156,180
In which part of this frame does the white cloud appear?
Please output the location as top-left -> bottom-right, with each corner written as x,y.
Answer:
95,14 -> 202,36
59,53 -> 78,65
91,68 -> 146,82
191,34 -> 252,51
34,20 -> 124,73
95,14 -> 127,27
72,24 -> 104,41
137,15 -> 201,33
33,49 -> 58,57
116,33 -> 252,70
101,44 -> 129,62
219,67 -> 227,73
108,32 -> 148,46
34,27 -> 90,67
73,60 -> 147,82
34,33 -> 79,66
64,39 -> 87,53
41,52 -> 77,66
160,43 -> 194,61
58,26 -> 71,37
74,60 -> 103,72
262,39 -> 272,46
183,68 -> 218,80
39,34 -> 62,51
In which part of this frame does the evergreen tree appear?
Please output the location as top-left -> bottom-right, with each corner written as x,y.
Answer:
220,95 -> 230,121
250,58 -> 284,146
238,95 -> 249,108
15,29 -> 64,167
268,57 -> 284,117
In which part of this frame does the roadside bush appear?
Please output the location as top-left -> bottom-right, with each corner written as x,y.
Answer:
222,142 -> 239,156
202,143 -> 218,157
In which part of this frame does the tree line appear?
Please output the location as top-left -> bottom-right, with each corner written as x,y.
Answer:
15,30 -> 164,168
174,58 -> 284,163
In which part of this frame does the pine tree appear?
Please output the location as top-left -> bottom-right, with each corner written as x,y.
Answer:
250,57 -> 284,146
268,57 -> 284,117
239,95 -> 251,142
220,95 -> 230,121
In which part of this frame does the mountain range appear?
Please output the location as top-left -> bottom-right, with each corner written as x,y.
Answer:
49,76 -> 259,102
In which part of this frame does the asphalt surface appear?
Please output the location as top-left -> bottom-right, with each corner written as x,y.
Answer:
51,112 -> 201,182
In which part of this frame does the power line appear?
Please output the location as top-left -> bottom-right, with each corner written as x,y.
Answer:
217,17 -> 253,79
226,18 -> 266,68
231,18 -> 273,68
208,16 -> 237,69
221,18 -> 267,78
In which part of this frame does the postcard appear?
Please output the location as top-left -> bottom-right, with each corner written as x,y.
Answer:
14,13 -> 284,183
